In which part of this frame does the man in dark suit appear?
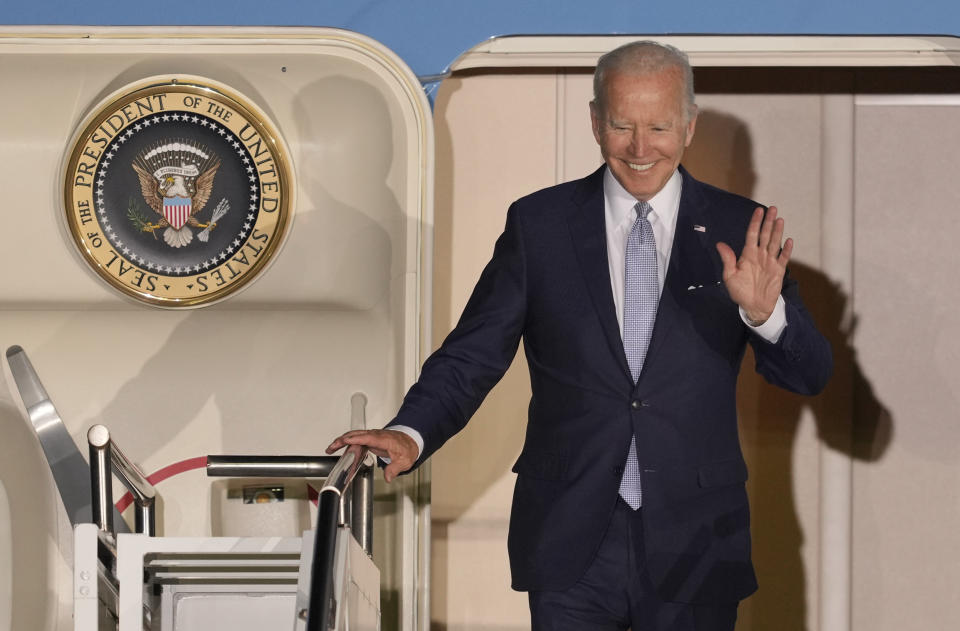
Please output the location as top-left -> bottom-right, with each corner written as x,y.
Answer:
328,41 -> 832,630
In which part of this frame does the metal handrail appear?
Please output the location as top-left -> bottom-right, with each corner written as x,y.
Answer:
204,453 -> 374,558
350,465 -> 374,557
84,390 -> 376,630
7,345 -> 129,532
87,425 -> 114,534
320,446 -> 369,497
87,424 -> 157,536
305,443 -> 372,631
346,392 -> 374,555
205,455 -> 337,478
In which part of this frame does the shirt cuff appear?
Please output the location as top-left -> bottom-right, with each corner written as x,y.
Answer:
379,425 -> 424,464
740,295 -> 787,343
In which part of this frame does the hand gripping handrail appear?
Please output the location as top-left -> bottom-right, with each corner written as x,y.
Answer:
87,424 -> 157,536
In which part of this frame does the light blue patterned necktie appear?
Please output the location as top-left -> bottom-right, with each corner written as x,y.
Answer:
619,200 -> 658,510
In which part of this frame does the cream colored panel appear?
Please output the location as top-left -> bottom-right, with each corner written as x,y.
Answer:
432,71 -> 560,320
852,102 -> 960,631
0,28 -> 433,631
0,37 -> 426,308
454,35 -> 960,71
557,69 -> 600,181
430,72 -> 558,630
0,309 -> 394,526
685,93 -> 824,265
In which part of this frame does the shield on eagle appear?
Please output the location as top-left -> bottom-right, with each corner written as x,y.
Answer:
163,196 -> 192,230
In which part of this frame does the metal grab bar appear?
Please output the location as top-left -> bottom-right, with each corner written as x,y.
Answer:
205,455 -> 338,478
87,424 -> 157,536
305,443 -> 373,631
346,392 -> 374,556
320,446 -> 369,497
7,345 -> 129,533
204,454 -> 373,556
85,391 -> 376,630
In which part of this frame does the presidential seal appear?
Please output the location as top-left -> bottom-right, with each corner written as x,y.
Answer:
63,76 -> 293,307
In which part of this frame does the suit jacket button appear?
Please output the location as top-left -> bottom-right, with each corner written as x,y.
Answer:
631,399 -> 642,410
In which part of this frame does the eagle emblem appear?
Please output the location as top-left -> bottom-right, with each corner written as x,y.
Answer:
132,141 -> 224,248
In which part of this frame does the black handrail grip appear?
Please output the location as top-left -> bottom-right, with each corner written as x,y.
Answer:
305,490 -> 341,631
304,444 -> 371,630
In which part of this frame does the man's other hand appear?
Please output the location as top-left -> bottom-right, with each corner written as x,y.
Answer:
716,205 -> 793,325
326,429 -> 418,482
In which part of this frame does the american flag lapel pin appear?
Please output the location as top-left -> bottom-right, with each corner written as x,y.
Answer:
693,224 -> 706,233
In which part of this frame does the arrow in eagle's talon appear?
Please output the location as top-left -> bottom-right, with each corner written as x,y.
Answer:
198,198 -> 230,243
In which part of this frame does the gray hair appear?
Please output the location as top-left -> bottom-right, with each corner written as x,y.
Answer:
593,41 -> 696,120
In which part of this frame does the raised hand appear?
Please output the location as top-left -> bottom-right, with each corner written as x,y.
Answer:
326,429 -> 419,483
716,206 -> 793,325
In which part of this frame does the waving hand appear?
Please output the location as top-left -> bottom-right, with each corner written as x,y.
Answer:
716,206 -> 793,325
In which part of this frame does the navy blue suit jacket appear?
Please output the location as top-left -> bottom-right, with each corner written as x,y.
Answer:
388,165 -> 832,603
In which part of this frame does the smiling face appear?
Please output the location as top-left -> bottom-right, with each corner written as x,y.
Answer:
590,67 -> 697,201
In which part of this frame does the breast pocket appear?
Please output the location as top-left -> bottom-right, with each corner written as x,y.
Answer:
675,282 -> 747,361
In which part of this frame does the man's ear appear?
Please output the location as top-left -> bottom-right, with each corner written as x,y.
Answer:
684,104 -> 699,147
589,100 -> 603,144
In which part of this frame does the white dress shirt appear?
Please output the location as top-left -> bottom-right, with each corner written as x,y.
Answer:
388,168 -> 787,461
603,167 -> 786,342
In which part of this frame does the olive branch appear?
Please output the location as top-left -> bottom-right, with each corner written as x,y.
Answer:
127,198 -> 157,239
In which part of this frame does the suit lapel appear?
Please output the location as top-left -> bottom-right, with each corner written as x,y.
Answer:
565,166 -> 724,384
566,167 -> 633,382
642,167 -> 723,373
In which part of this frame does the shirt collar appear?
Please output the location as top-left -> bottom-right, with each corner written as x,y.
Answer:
603,167 -> 682,230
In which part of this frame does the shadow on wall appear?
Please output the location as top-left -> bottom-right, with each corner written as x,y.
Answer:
0,71 -> 417,631
688,108 -> 894,631
738,261 -> 893,631
71,73 -> 410,628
